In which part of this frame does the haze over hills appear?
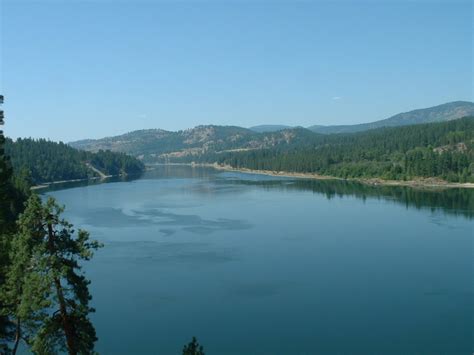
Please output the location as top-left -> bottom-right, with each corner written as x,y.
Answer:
307,101 -> 474,134
70,101 -> 474,163
247,101 -> 474,133
249,125 -> 293,133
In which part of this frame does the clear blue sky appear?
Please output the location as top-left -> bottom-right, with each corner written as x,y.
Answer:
1,0 -> 472,142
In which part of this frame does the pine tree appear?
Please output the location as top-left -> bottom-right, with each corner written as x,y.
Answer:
34,196 -> 102,355
0,95 -> 31,353
182,337 -> 205,355
0,94 -> 16,353
1,196 -> 51,354
1,195 -> 102,355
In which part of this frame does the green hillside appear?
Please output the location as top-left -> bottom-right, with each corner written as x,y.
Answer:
181,117 -> 474,183
5,138 -> 145,184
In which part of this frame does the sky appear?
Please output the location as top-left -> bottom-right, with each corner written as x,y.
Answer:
1,0 -> 472,142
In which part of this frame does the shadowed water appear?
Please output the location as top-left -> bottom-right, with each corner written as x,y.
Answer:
45,165 -> 473,355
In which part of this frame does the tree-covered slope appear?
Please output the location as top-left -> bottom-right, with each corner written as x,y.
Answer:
308,101 -> 474,134
184,117 -> 474,183
5,138 -> 144,184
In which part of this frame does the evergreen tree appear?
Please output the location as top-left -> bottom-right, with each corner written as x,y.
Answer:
0,93 -> 12,355
35,196 -> 102,355
0,94 -> 26,353
1,195 -> 102,355
182,337 -> 205,355
1,196 -> 51,354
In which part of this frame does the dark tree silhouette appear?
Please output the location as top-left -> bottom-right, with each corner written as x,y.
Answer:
183,337 -> 205,355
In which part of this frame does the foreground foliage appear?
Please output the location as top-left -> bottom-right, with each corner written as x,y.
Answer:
183,337 -> 205,355
0,195 -> 102,354
0,97 -> 31,353
1,104 -> 102,354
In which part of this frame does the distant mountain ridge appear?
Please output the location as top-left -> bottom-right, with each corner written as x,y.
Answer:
248,101 -> 474,133
69,101 -> 474,163
249,125 -> 293,133
307,101 -> 474,134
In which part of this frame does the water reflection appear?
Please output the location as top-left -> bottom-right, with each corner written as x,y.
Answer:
43,165 -> 474,220
220,176 -> 474,220
38,173 -> 143,192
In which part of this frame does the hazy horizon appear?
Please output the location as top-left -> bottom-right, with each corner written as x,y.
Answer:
7,100 -> 474,143
1,0 -> 472,141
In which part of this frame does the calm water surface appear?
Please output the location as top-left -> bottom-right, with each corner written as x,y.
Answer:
46,166 -> 473,355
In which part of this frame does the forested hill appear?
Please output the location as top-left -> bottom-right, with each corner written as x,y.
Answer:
5,138 -> 145,184
178,117 -> 474,183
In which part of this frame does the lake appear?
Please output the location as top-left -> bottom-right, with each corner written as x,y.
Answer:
45,165 -> 473,355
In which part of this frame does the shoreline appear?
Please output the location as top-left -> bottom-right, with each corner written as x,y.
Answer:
31,174 -> 115,191
31,176 -> 107,190
32,163 -> 474,190
151,162 -> 474,189
31,163 -> 118,190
